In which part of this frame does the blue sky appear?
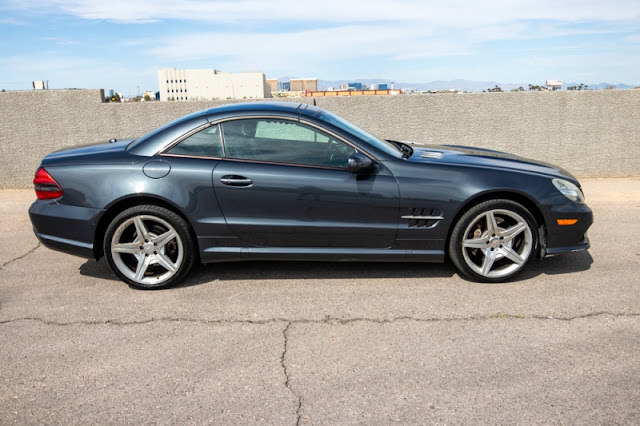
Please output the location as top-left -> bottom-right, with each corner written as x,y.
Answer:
1,0 -> 639,96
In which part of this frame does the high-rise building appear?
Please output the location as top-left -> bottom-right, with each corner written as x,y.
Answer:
158,68 -> 272,101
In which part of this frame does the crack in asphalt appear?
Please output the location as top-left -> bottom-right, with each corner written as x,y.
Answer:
1,311 -> 638,326
2,311 -> 638,426
0,242 -> 40,270
281,322 -> 303,426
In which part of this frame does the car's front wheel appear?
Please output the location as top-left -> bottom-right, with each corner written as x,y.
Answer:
449,199 -> 537,282
104,205 -> 195,289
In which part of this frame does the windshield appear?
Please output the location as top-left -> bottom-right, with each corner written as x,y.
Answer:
313,109 -> 403,159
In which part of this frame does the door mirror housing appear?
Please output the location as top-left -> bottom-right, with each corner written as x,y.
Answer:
348,153 -> 375,174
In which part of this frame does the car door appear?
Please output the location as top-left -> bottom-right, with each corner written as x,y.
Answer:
211,117 -> 400,248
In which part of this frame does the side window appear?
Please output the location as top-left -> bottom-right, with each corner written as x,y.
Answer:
255,120 -> 329,143
166,125 -> 222,157
221,118 -> 356,168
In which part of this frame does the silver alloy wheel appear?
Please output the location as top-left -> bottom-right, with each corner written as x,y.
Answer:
461,209 -> 533,279
110,214 -> 184,286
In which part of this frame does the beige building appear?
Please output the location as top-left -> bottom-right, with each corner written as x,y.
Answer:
266,78 -> 279,94
158,68 -> 271,101
290,78 -> 318,92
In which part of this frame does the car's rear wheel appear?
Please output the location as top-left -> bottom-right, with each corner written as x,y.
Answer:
449,199 -> 537,282
104,205 -> 195,289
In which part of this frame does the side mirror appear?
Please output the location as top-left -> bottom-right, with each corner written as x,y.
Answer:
348,153 -> 375,174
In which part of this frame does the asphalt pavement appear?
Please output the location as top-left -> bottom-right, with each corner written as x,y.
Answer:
1,179 -> 639,424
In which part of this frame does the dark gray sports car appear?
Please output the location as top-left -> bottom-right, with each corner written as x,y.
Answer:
29,102 -> 592,289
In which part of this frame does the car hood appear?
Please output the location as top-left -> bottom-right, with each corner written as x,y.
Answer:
42,139 -> 137,166
400,141 -> 578,182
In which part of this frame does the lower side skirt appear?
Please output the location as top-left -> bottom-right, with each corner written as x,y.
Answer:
201,247 -> 445,264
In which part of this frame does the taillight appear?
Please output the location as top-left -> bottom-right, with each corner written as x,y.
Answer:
33,167 -> 63,200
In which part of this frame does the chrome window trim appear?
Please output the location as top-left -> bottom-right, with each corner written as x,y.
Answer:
158,115 -> 378,167
159,122 -> 220,156
161,153 -> 223,161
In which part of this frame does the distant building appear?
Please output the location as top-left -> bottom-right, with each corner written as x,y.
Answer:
158,68 -> 271,101
266,78 -> 278,94
142,91 -> 156,100
546,80 -> 563,91
339,82 -> 365,90
303,88 -> 402,97
290,78 -> 318,92
372,83 -> 388,90
279,81 -> 291,91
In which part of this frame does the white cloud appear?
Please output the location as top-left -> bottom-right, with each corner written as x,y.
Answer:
9,0 -> 639,67
146,23 -> 475,73
3,0 -> 639,86
7,0 -> 640,25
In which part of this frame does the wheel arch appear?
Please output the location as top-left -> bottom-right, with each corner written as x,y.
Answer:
92,195 -> 199,262
446,190 -> 547,259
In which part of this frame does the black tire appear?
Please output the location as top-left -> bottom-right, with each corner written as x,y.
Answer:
104,205 -> 196,289
448,199 -> 538,283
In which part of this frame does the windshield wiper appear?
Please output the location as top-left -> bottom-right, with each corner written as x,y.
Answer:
387,140 -> 413,159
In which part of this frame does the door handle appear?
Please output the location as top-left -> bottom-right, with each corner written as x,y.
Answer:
220,175 -> 253,187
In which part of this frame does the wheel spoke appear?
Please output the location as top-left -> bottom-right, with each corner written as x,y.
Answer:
134,254 -> 153,281
154,252 -> 178,273
499,246 -> 525,265
486,211 -> 499,236
481,249 -> 498,276
500,221 -> 527,243
153,229 -> 177,249
133,217 -> 151,241
112,242 -> 142,254
463,237 -> 489,249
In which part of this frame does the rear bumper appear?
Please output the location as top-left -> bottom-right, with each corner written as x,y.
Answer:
29,199 -> 101,259
33,231 -> 95,258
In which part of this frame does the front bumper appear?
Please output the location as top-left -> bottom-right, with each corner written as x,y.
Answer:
545,236 -> 590,255
543,202 -> 593,256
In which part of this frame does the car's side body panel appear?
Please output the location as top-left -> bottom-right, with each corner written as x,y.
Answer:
29,102 -> 592,280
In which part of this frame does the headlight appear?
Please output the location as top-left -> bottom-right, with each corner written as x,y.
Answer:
552,178 -> 584,203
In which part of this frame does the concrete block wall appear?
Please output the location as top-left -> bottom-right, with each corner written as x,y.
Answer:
1,89 -> 638,188
313,91 -> 640,179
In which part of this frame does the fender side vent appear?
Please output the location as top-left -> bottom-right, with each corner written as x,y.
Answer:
401,208 -> 444,228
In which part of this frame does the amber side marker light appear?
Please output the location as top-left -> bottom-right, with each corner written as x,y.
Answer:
557,219 -> 578,226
